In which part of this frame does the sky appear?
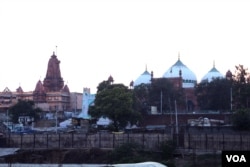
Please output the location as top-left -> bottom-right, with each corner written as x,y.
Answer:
0,0 -> 250,94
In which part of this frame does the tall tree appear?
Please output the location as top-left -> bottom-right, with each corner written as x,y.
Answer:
9,100 -> 42,123
89,81 -> 141,131
133,84 -> 151,115
195,78 -> 232,111
149,78 -> 184,113
232,65 -> 250,109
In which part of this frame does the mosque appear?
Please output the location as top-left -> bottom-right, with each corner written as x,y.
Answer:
80,54 -> 229,120
132,55 -> 225,112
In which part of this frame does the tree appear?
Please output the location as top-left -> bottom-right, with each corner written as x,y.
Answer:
9,100 -> 42,124
89,81 -> 141,131
133,84 -> 151,115
149,78 -> 184,113
232,65 -> 250,109
232,109 -> 250,131
195,78 -> 232,111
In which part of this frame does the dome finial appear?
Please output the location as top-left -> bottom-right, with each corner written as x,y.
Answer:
178,52 -> 180,60
213,60 -> 215,68
145,64 -> 147,72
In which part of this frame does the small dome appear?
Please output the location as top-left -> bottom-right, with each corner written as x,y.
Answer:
201,62 -> 224,82
108,75 -> 114,83
163,56 -> 197,88
62,84 -> 70,93
226,70 -> 233,80
34,80 -> 45,93
134,67 -> 151,86
16,86 -> 23,93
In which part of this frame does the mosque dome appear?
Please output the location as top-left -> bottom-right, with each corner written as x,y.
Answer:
163,56 -> 197,88
134,67 -> 151,86
201,62 -> 224,82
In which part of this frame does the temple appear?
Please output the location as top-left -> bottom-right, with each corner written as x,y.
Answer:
0,52 -> 74,115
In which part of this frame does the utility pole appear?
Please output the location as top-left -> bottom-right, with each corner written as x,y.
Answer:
160,90 -> 163,114
175,100 -> 178,134
175,100 -> 179,146
55,106 -> 58,134
230,87 -> 233,111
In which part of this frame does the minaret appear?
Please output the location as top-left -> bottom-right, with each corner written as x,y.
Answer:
43,52 -> 64,92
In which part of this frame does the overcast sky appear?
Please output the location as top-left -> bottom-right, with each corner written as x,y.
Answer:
0,0 -> 250,93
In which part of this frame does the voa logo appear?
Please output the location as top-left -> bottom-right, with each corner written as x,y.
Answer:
226,155 -> 247,163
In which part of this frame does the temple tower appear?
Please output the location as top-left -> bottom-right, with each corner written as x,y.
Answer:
43,52 -> 64,92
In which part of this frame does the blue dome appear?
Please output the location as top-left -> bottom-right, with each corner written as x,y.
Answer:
134,69 -> 151,86
201,64 -> 224,82
163,57 -> 197,88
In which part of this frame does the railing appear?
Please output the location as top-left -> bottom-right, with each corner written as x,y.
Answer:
2,131 -> 250,152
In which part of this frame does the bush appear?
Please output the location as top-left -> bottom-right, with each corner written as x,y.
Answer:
232,109 -> 250,131
159,140 -> 176,160
110,142 -> 153,163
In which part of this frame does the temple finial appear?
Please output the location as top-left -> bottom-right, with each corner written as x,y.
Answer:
178,52 -> 180,60
145,64 -> 148,71
213,60 -> 215,68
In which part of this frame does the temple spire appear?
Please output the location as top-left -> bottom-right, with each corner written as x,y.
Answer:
43,52 -> 64,92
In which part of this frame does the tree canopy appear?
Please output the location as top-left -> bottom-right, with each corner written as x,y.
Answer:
9,100 -> 42,124
89,81 -> 141,131
195,64 -> 250,111
195,78 -> 232,111
232,64 -> 250,109
149,78 -> 184,113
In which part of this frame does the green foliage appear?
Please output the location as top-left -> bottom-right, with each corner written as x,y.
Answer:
110,142 -> 151,163
133,84 -> 151,115
110,141 -> 177,165
9,100 -> 42,123
89,81 -> 141,131
195,78 -> 232,111
232,109 -> 250,130
232,65 -> 250,109
159,140 -> 177,160
150,78 -> 184,113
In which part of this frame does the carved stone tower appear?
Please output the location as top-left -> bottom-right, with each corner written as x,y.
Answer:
43,52 -> 64,92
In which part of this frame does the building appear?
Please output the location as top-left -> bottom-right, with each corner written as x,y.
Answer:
132,55 -> 225,113
201,61 -> 224,82
78,88 -> 95,119
0,52 -> 72,115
